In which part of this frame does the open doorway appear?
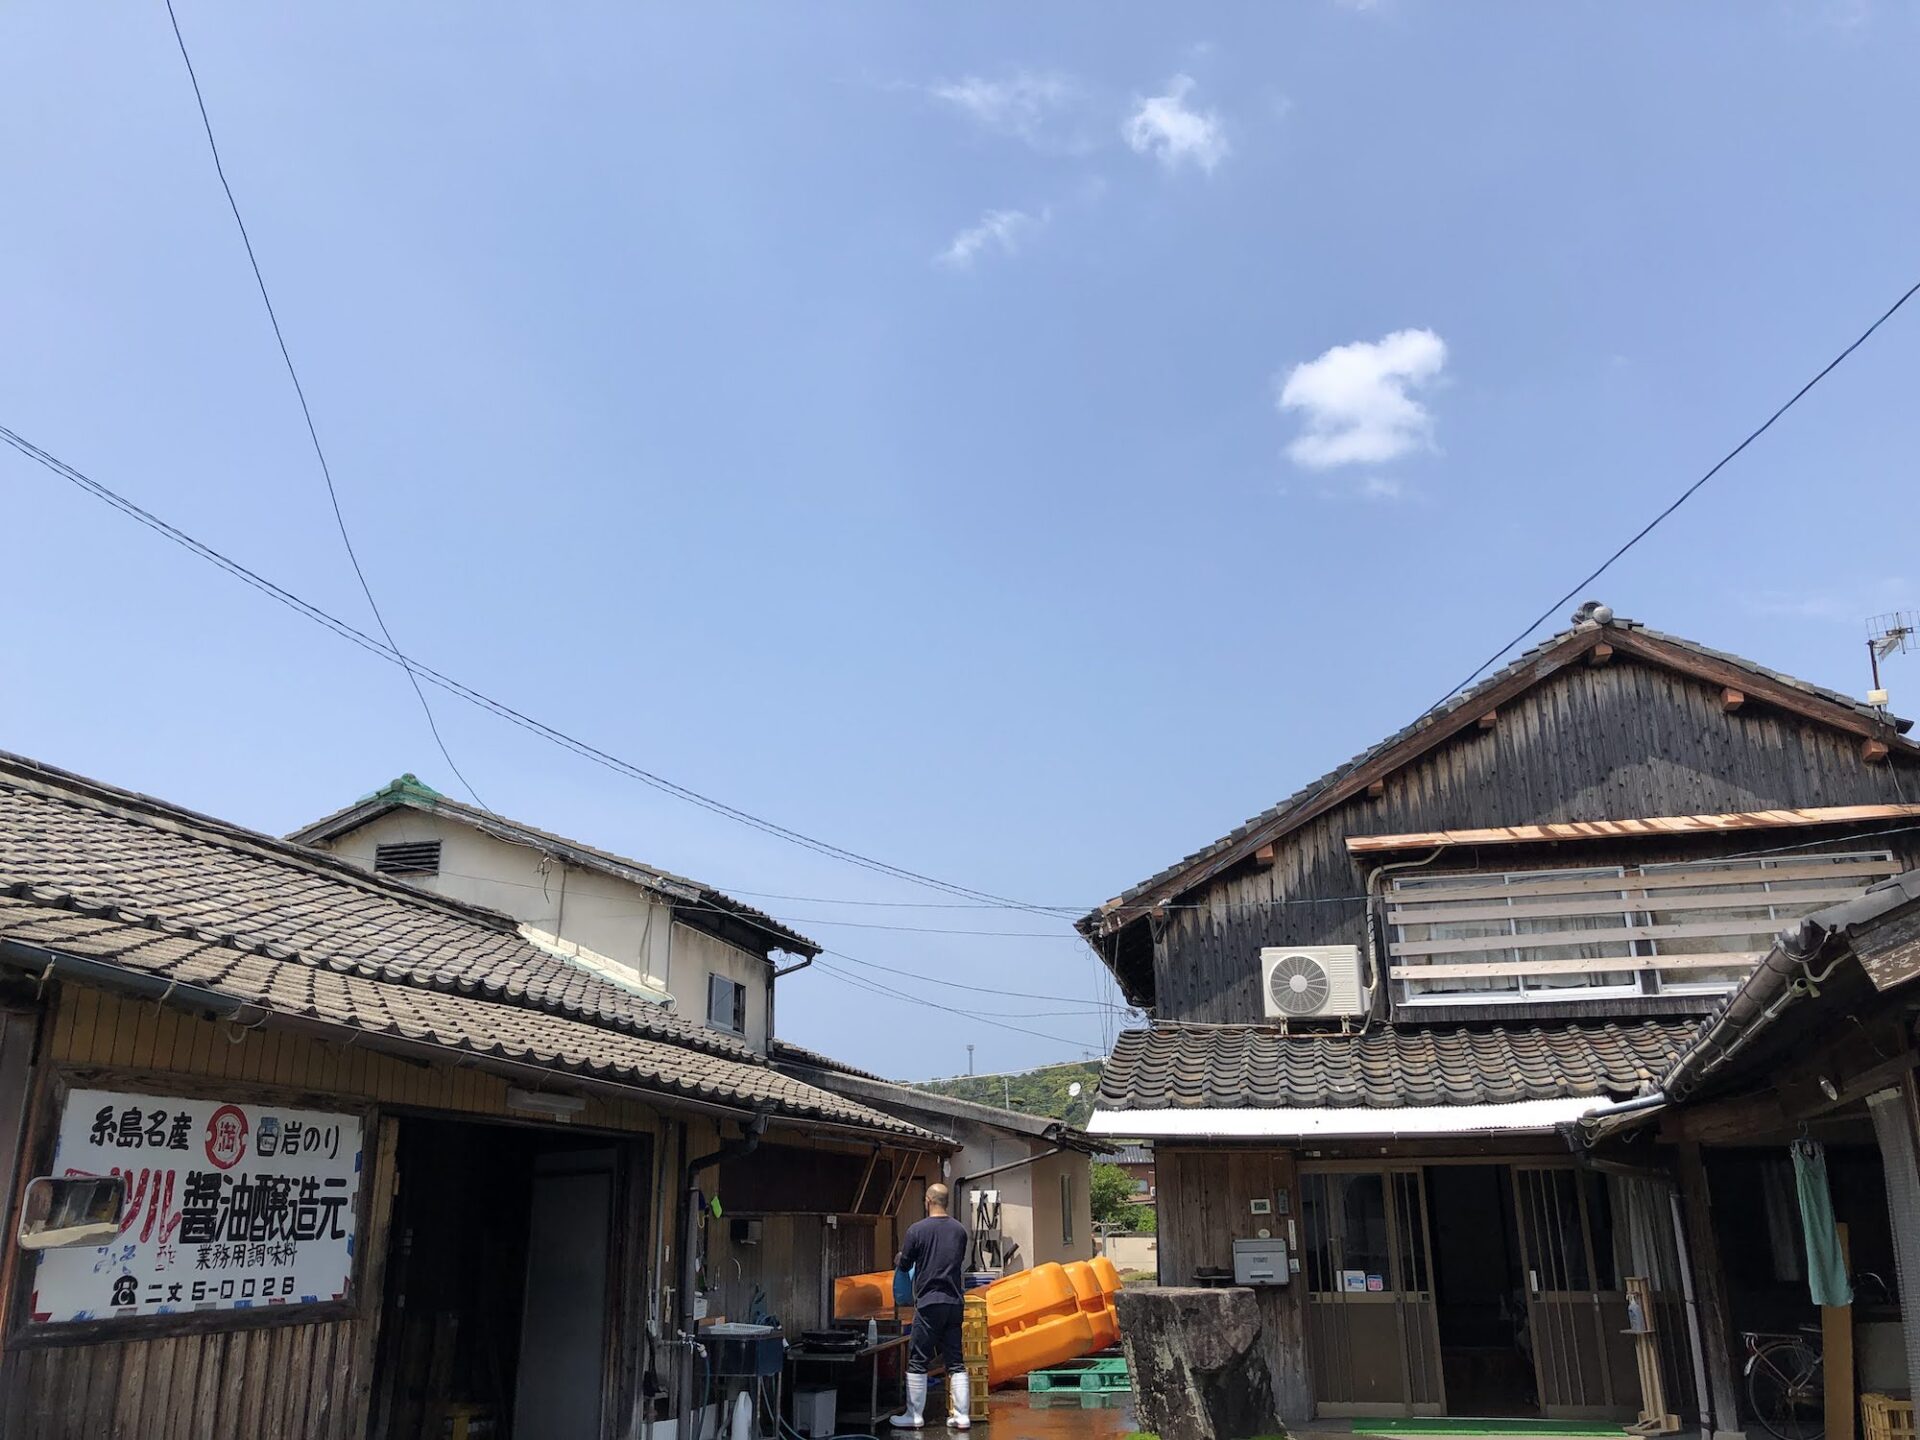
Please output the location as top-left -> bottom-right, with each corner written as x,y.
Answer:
1426,1165 -> 1536,1416
369,1117 -> 640,1440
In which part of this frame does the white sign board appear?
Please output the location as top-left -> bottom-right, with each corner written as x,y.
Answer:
30,1087 -> 363,1324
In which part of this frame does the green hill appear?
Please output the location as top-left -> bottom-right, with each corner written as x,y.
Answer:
917,1061 -> 1104,1129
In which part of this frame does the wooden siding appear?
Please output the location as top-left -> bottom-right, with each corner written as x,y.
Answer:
1155,1148 -> 1309,1422
0,985 -> 670,1440
1153,658 -> 1920,1024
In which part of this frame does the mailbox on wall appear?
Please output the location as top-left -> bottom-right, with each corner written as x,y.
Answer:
1232,1237 -> 1290,1286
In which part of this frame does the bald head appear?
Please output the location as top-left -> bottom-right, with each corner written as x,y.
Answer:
926,1183 -> 951,1215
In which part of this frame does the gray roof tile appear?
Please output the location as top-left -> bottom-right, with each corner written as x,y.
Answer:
1097,1019 -> 1697,1110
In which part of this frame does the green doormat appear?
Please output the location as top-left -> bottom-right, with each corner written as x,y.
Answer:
1352,1421 -> 1625,1437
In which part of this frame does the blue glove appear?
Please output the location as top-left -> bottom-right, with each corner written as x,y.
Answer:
893,1266 -> 915,1307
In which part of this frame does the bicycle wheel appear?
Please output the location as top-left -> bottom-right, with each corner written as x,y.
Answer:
1748,1338 -> 1824,1440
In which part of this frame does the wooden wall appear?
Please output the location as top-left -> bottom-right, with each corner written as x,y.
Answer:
2,984 -> 674,1440
1155,1147 -> 1309,1422
1152,657 -> 1920,1023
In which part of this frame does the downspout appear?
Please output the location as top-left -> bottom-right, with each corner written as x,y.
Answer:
1363,847 -> 1447,1017
678,1114 -> 768,1440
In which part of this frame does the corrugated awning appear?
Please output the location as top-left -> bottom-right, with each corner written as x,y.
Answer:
1344,804 -> 1920,855
1087,1097 -> 1607,1141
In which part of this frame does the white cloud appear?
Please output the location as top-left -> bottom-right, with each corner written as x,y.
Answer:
1122,75 -> 1229,173
930,71 -> 1083,148
1277,329 -> 1447,469
937,208 -> 1041,269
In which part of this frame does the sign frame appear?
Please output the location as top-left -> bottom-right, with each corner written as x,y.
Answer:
6,1068 -> 385,1347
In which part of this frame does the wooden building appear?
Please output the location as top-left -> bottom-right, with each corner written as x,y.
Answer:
1582,869 -> 1920,1440
0,752 -> 949,1440
1078,607 -> 1920,1426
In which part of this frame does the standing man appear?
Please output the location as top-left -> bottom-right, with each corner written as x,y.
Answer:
892,1183 -> 972,1430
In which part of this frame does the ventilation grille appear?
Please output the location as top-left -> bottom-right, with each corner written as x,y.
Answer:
1266,953 -> 1332,1016
374,841 -> 442,876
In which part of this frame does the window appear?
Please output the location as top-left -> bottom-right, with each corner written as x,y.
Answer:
374,840 -> 441,876
1061,1173 -> 1075,1246
706,973 -> 747,1035
1390,850 -> 1897,1006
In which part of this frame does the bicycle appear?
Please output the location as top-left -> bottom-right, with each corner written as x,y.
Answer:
1744,1328 -> 1823,1440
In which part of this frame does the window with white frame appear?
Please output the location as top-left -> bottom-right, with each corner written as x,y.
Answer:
706,972 -> 747,1035
1389,850 -> 1898,1005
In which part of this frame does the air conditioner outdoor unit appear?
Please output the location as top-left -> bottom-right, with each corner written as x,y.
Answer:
1260,946 -> 1367,1020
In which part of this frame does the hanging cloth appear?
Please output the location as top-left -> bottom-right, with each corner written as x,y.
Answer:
1761,1157 -> 1805,1283
1865,1088 -> 1920,1402
1790,1138 -> 1852,1307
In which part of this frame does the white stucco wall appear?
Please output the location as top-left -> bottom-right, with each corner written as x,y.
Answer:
310,810 -> 773,1051
936,1117 -> 1091,1272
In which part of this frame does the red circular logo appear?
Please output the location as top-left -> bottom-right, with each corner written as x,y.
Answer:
204,1106 -> 249,1170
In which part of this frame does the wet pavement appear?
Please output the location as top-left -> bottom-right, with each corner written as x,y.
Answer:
973,1391 -> 1138,1440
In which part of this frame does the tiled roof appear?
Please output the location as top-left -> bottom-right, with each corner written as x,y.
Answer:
0,759 -> 749,1059
1081,615 -> 1911,933
1098,1144 -> 1153,1165
770,1039 -> 888,1083
1096,1019 -> 1698,1111
289,778 -> 817,956
0,754 -> 938,1142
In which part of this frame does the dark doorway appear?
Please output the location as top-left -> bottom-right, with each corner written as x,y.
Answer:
1425,1165 -> 1536,1417
369,1117 -> 631,1440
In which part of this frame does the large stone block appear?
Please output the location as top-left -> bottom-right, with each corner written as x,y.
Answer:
1115,1286 -> 1285,1440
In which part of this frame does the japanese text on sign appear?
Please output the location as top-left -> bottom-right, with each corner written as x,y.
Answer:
30,1088 -> 363,1324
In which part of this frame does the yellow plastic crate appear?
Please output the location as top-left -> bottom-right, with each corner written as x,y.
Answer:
968,1359 -> 990,1421
963,1296 -> 991,1362
1864,1394 -> 1916,1440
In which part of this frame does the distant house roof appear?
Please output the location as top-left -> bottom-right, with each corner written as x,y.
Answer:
289,775 -> 818,958
1095,1018 -> 1697,1114
0,753 -> 935,1144
1097,1144 -> 1153,1166
772,1048 -> 1099,1151
1078,614 -> 1916,957
770,1039 -> 888,1083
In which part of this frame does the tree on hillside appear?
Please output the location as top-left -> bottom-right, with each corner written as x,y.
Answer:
1089,1163 -> 1138,1227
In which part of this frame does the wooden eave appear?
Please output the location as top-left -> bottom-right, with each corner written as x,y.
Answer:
1085,624 -> 1917,939
1345,803 -> 1920,856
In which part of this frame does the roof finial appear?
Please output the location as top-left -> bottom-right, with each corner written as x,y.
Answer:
1571,600 -> 1615,628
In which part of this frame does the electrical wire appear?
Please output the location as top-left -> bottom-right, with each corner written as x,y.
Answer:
0,423 -> 1063,916
1428,275 -> 1920,714
163,0 -> 488,811
814,960 -> 1090,1047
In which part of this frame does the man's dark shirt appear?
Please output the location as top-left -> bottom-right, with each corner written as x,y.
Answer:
897,1214 -> 969,1308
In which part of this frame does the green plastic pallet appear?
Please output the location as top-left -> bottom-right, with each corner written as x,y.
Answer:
1026,1356 -> 1132,1394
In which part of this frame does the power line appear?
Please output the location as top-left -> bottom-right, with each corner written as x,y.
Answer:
814,960 -> 1091,1047
162,0 -> 487,811
0,424 -> 1061,916
1430,276 -> 1920,714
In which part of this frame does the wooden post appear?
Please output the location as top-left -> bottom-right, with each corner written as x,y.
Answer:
1675,1143 -> 1743,1440
1824,1224 -> 1854,1440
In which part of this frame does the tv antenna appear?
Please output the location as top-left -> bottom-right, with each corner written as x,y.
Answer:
1867,612 -> 1917,708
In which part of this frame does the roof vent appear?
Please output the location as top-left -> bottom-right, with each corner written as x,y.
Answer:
374,840 -> 442,876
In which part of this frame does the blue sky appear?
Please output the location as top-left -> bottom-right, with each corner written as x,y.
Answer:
4,3 -> 1917,1080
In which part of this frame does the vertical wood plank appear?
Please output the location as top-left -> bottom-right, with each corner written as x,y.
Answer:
345,1117 -> 400,1438
110,1336 -> 149,1440
125,1000 -> 162,1071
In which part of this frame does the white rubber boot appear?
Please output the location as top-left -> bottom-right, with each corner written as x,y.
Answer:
948,1370 -> 972,1430
891,1373 -> 927,1430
